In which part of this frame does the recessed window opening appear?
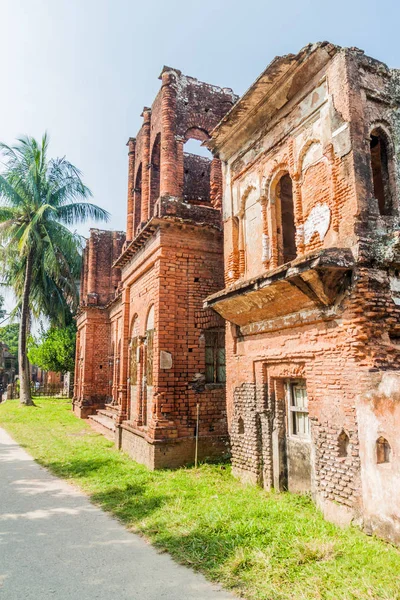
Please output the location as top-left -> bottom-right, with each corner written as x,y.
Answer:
370,129 -> 393,216
338,430 -> 349,457
277,173 -> 297,264
205,329 -> 226,384
288,381 -> 309,438
238,417 -> 245,434
183,137 -> 212,203
376,436 -> 391,464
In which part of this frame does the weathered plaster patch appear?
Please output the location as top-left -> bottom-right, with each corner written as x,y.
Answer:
303,203 -> 331,244
332,122 -> 351,158
389,270 -> 400,305
262,234 -> 270,262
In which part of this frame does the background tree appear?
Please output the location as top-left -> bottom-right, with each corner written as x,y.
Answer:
0,134 -> 108,405
0,323 -> 19,357
28,323 -> 76,374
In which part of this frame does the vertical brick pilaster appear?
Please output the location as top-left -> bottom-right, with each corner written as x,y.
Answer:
210,158 -> 223,209
87,234 -> 97,295
126,137 -> 136,241
160,71 -> 179,197
141,108 -> 151,223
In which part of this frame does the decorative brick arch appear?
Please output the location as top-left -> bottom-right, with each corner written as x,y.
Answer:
184,127 -> 210,143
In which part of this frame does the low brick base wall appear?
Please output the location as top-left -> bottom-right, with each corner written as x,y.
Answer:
72,401 -> 105,420
119,423 -> 230,470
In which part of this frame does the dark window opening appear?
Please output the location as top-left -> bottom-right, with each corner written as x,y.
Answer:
277,173 -> 297,264
238,417 -> 245,434
205,329 -> 226,384
338,430 -> 349,457
376,436 -> 391,464
370,130 -> 393,216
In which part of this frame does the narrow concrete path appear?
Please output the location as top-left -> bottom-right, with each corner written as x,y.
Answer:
0,428 -> 235,599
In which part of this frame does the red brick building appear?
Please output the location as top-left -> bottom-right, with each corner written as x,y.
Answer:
74,68 -> 237,468
205,43 -> 400,543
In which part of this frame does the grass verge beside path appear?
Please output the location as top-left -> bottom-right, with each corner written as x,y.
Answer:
1,398 -> 400,600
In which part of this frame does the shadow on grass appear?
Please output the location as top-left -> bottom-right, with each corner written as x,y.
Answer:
35,456 -> 169,523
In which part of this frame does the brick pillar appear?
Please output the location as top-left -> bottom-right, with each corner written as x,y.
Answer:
126,137 -> 136,241
117,289 -> 130,423
210,158 -> 223,209
176,137 -> 184,198
141,108 -> 151,223
87,232 -> 97,295
111,232 -> 121,292
80,245 -> 88,301
160,71 -> 179,197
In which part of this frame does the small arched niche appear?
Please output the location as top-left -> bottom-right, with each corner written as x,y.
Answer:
376,436 -> 391,464
238,416 -> 245,435
338,430 -> 349,458
370,127 -> 394,216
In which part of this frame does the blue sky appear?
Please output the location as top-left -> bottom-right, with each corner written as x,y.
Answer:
0,0 -> 398,313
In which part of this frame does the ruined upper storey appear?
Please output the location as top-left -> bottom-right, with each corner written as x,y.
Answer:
125,68 -> 237,242
207,42 -> 400,286
80,229 -> 126,307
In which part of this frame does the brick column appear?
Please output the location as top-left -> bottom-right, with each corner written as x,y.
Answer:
160,71 -> 179,197
210,158 -> 223,209
141,108 -> 151,223
117,289 -> 130,423
87,232 -> 97,295
126,137 -> 136,241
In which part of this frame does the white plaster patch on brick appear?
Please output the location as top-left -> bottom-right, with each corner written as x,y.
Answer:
302,142 -> 323,171
262,234 -> 270,262
303,203 -> 331,244
332,122 -> 352,158
389,272 -> 400,305
389,273 -> 400,293
160,351 -> 172,369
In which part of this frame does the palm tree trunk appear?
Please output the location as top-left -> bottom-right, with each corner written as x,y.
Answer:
19,249 -> 34,405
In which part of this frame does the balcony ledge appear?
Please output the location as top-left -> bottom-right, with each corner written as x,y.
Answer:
204,248 -> 354,326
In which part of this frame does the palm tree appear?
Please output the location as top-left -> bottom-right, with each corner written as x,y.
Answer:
0,134 -> 109,405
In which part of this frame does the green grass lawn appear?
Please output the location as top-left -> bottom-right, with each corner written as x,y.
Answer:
1,397 -> 399,600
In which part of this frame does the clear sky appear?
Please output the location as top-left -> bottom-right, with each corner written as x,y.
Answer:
0,0 -> 398,314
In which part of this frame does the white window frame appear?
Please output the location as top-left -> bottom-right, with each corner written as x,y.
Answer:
286,380 -> 310,440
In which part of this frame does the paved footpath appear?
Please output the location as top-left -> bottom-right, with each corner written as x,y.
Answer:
0,428 -> 235,599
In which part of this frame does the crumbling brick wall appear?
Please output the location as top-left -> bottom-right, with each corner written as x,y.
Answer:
206,42 -> 400,542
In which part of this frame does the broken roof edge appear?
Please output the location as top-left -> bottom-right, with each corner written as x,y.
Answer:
207,41 -> 339,157
158,65 -> 236,97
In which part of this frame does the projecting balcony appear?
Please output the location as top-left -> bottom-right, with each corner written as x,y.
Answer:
204,248 -> 354,326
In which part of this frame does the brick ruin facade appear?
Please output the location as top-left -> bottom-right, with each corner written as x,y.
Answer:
74,44 -> 400,544
205,42 -> 400,543
73,68 -> 237,468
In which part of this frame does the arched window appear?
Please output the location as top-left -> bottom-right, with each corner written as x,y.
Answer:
150,134 -> 161,217
134,165 -> 142,235
238,417 -> 245,435
376,436 -> 391,464
145,306 -> 155,387
276,173 -> 296,265
338,430 -> 349,458
370,128 -> 393,216
183,128 -> 212,204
